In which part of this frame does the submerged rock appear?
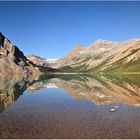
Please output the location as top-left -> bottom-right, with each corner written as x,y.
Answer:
110,108 -> 116,112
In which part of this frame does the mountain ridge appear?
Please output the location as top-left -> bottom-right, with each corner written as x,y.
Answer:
27,38 -> 140,73
1,32 -> 139,74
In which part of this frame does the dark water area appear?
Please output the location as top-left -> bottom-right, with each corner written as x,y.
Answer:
0,74 -> 140,138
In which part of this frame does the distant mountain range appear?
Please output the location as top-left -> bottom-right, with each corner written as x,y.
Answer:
0,32 -> 140,74
27,54 -> 58,67
28,38 -> 140,73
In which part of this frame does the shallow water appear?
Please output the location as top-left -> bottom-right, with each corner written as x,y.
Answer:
0,74 -> 140,138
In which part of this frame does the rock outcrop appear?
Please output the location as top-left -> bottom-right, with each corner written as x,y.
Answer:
0,32 -> 40,76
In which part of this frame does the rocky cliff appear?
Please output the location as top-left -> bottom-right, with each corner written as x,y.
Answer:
0,32 -> 40,76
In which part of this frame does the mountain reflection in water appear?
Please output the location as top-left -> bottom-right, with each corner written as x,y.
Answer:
0,75 -> 39,112
0,74 -> 140,112
29,74 -> 140,106
0,74 -> 140,138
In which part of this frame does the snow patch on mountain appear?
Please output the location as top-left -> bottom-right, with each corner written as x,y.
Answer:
47,58 -> 59,63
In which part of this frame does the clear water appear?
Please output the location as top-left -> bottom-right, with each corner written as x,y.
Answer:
0,74 -> 140,138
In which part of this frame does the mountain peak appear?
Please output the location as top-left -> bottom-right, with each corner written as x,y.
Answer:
73,44 -> 83,50
27,54 -> 47,61
94,39 -> 114,44
0,32 -> 3,36
0,32 -> 4,37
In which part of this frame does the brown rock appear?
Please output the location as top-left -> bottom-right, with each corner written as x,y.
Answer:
0,32 -> 40,76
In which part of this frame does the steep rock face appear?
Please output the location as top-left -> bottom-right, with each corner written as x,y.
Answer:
61,44 -> 85,63
0,33 -> 39,75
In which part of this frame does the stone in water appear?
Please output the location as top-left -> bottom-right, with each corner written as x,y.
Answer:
110,108 -> 116,112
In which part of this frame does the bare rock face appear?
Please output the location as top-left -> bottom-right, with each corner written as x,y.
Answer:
0,32 -> 40,76
62,44 -> 84,63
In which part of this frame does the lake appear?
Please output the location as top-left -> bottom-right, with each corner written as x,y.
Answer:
0,74 -> 140,138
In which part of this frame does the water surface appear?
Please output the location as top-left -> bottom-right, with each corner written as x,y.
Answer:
0,74 -> 140,138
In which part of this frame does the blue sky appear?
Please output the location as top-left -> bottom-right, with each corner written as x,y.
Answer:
0,1 -> 140,58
